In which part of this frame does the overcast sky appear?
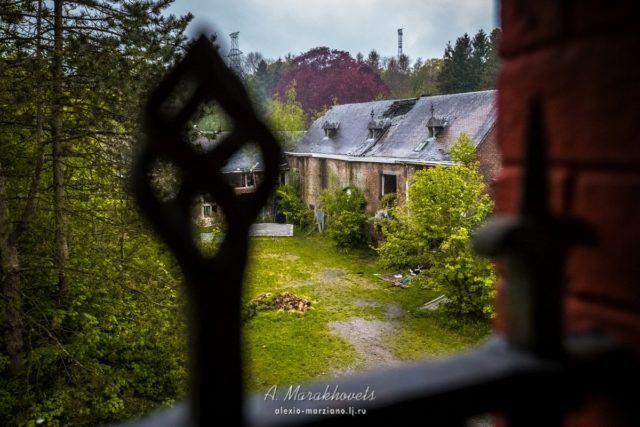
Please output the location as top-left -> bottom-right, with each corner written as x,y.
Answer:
166,0 -> 498,62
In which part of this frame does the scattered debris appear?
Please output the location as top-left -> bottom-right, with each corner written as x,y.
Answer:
242,292 -> 312,321
374,273 -> 412,288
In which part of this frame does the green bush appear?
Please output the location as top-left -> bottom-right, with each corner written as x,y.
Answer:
376,133 -> 495,321
321,187 -> 368,249
276,185 -> 313,230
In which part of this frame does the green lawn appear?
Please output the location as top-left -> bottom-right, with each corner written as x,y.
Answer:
242,234 -> 490,392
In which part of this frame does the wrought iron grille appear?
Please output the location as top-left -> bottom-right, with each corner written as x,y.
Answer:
129,36 -> 640,427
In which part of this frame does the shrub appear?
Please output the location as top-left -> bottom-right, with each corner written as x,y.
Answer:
379,192 -> 397,209
276,185 -> 313,230
321,187 -> 367,249
376,133 -> 495,320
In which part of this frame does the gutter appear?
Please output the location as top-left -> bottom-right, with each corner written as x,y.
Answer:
284,151 -> 454,167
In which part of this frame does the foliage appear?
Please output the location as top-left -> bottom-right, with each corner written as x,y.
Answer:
246,58 -> 288,115
192,103 -> 232,137
276,185 -> 313,231
449,132 -> 477,165
274,47 -> 389,116
0,1 -> 191,425
411,58 -> 444,96
320,187 -> 368,249
379,192 -> 397,209
376,134 -> 495,320
266,83 -> 305,148
365,50 -> 381,70
438,29 -> 501,94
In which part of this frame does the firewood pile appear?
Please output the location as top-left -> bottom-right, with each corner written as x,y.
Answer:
254,292 -> 311,312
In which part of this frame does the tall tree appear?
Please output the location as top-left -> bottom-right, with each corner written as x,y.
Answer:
366,49 -> 381,71
246,58 -> 287,115
51,0 -> 69,296
243,51 -> 265,75
0,0 -> 47,375
438,29 -> 500,94
0,1 -> 192,424
266,82 -> 305,147
438,33 -> 473,93
273,47 -> 389,116
481,28 -> 501,89
470,29 -> 489,90
381,54 -> 414,99
412,58 -> 443,96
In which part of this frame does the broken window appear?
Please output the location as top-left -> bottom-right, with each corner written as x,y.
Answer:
381,173 -> 398,196
426,103 -> 448,138
245,173 -> 255,187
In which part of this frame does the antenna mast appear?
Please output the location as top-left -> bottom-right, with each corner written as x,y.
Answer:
227,31 -> 243,75
397,28 -> 403,59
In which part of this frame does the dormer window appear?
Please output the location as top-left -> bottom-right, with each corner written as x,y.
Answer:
367,110 -> 390,140
426,103 -> 449,139
322,121 -> 340,138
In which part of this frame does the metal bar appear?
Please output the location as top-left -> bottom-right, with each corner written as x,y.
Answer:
129,334 -> 638,426
131,36 -> 281,426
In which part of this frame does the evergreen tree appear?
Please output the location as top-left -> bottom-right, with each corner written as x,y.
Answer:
0,2 -> 192,424
438,33 -> 473,93
438,29 -> 501,94
470,29 -> 489,89
481,28 -> 501,89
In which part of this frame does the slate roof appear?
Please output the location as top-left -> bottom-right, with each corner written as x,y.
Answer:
288,90 -> 496,164
193,133 -> 264,173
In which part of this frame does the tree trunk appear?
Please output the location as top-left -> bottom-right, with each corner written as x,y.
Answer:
0,0 -> 48,376
0,162 -> 23,374
52,0 -> 69,297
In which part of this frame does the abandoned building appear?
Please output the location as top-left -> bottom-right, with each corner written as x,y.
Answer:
191,133 -> 273,225
286,90 -> 499,212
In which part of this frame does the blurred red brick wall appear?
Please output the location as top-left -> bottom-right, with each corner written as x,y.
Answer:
496,1 -> 640,425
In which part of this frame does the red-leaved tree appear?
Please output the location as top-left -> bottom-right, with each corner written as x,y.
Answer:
274,47 -> 389,115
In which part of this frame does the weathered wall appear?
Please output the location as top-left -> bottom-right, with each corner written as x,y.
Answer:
476,127 -> 500,193
497,1 -> 640,425
287,156 -> 419,213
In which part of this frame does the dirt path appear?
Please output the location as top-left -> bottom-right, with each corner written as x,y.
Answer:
328,299 -> 407,372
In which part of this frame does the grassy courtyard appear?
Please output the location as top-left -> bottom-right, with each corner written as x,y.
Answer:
242,234 -> 490,392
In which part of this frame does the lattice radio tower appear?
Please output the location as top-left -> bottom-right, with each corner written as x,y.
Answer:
227,31 -> 243,75
397,28 -> 403,59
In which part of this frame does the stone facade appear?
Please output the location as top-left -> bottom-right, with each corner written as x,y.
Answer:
287,155 -> 419,213
287,91 -> 499,212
